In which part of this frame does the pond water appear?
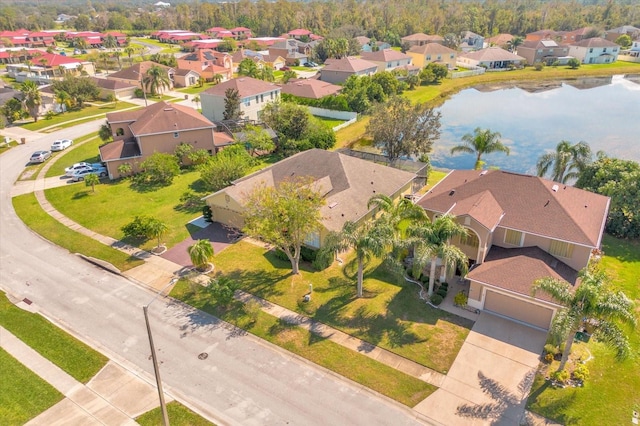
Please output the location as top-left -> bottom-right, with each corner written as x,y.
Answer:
431,74 -> 640,174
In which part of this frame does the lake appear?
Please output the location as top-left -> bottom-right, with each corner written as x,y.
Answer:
431,74 -> 640,174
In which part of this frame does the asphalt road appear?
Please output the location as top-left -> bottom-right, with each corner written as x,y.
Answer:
0,122 -> 429,425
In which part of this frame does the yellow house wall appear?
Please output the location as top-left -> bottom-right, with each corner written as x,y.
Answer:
138,128 -> 216,158
406,52 -> 425,68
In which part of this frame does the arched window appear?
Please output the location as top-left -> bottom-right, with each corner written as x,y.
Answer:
460,230 -> 479,248
115,127 -> 124,136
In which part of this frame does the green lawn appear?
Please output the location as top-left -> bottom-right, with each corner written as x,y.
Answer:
171,278 -> 437,407
44,170 -> 206,250
45,134 -> 103,178
526,235 -> 640,425
0,348 -> 63,425
136,401 -> 215,426
19,102 -> 138,132
314,115 -> 347,129
12,193 -> 143,272
207,241 -> 472,373
0,292 -> 108,383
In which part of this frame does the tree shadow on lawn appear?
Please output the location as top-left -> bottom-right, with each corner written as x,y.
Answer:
225,268 -> 287,299
526,378 -> 581,425
603,235 -> 640,263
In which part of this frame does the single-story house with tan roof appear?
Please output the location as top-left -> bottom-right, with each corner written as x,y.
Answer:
91,77 -> 138,100
99,101 -> 233,179
360,49 -> 413,72
319,57 -> 378,84
417,169 -> 610,330
458,47 -> 525,69
401,33 -> 444,47
406,43 -> 457,69
200,77 -> 281,122
107,61 -> 175,92
204,149 -> 418,248
280,78 -> 342,99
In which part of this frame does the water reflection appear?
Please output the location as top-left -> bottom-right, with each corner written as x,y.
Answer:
432,74 -> 640,174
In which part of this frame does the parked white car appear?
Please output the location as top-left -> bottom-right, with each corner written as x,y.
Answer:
51,139 -> 73,151
70,165 -> 107,182
65,162 -> 92,176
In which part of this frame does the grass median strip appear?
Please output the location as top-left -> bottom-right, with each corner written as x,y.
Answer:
171,280 -> 437,407
0,292 -> 108,383
12,193 -> 143,272
0,348 -> 64,425
136,401 -> 215,426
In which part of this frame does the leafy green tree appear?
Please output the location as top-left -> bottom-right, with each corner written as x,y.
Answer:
74,15 -> 91,31
188,239 -> 214,271
217,38 -> 237,52
567,58 -> 581,69
174,142 -> 194,166
139,152 -> 180,185
576,155 -> 640,239
261,100 -> 310,141
367,96 -> 441,164
244,125 -> 275,156
147,218 -> 168,250
324,220 -> 395,297
51,76 -> 100,108
206,276 -> 239,307
259,66 -> 275,82
282,70 -> 297,84
143,65 -> 171,97
20,80 -> 42,122
198,144 -> 255,191
84,173 -> 100,193
406,215 -> 468,296
103,34 -> 117,49
117,163 -> 133,177
371,72 -> 400,97
533,267 -> 636,372
1,98 -> 25,124
425,63 -> 449,82
188,149 -> 211,165
614,34 -> 632,49
450,127 -> 510,170
536,140 -> 592,183
99,121 -> 113,142
223,88 -> 243,120
243,176 -> 325,275
238,58 -> 259,78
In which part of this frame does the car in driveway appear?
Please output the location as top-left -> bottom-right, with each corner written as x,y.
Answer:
29,151 -> 52,163
51,139 -> 73,151
65,162 -> 92,176
70,165 -> 107,182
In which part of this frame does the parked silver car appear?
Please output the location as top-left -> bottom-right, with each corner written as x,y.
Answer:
29,151 -> 51,163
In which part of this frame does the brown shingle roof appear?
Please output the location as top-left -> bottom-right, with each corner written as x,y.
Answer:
408,43 -> 457,55
467,246 -> 579,301
418,170 -> 609,247
206,149 -> 416,232
361,49 -> 411,62
202,77 -> 279,98
93,77 -> 136,90
401,33 -> 443,42
460,47 -> 525,62
322,57 -> 378,73
280,79 -> 342,99
99,140 -> 141,162
127,101 -> 215,136
107,61 -> 173,82
486,34 -> 514,46
572,37 -> 619,48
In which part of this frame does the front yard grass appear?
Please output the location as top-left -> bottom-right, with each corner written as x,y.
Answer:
0,292 -> 108,383
136,401 -> 215,426
0,348 -> 63,425
314,115 -> 347,129
210,241 -> 473,373
45,133 -> 102,178
44,169 -> 206,250
171,278 -> 437,407
12,193 -> 143,272
19,102 -> 138,132
526,235 -> 640,425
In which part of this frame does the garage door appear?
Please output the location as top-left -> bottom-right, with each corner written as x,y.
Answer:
211,206 -> 244,229
484,290 -> 553,330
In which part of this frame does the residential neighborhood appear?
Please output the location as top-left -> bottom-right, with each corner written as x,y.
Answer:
0,1 -> 639,425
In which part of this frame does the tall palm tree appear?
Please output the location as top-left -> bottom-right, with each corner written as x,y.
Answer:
407,214 -> 469,296
211,73 -> 223,85
450,127 -> 510,170
533,267 -> 636,371
192,95 -> 201,110
124,46 -> 135,66
536,140 -> 592,183
54,90 -> 72,112
238,58 -> 259,78
367,194 -> 427,235
143,65 -> 171,97
507,36 -> 524,53
147,218 -> 168,250
188,239 -> 214,271
20,80 -> 42,122
324,220 -> 394,298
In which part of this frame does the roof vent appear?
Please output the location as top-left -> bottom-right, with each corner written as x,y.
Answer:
479,170 -> 488,176
449,190 -> 455,196
552,184 -> 559,192
328,202 -> 338,209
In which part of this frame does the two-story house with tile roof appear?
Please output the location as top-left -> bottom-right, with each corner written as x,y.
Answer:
401,33 -> 444,47
360,49 -> 413,72
200,77 -> 281,122
517,39 -> 571,65
319,57 -> 378,84
417,170 -> 609,330
177,49 -> 233,82
406,43 -> 458,69
569,37 -> 620,64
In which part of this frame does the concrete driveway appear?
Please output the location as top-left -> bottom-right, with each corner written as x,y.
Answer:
414,313 -> 547,425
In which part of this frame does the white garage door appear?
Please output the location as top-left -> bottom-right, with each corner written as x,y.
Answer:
484,290 -> 553,330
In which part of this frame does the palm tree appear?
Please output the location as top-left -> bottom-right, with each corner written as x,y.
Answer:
20,80 -> 42,122
113,51 -> 122,69
259,67 -> 275,82
533,267 -> 636,371
99,121 -> 113,142
507,36 -> 524,53
536,140 -> 592,183
450,127 -> 510,170
124,46 -> 135,66
188,239 -> 214,271
147,218 -> 168,251
54,90 -> 72,113
84,173 -> 100,193
192,95 -> 201,110
143,65 -> 171,97
211,73 -> 223,85
367,194 -> 427,234
325,220 -> 394,297
407,215 -> 469,296
238,58 -> 259,78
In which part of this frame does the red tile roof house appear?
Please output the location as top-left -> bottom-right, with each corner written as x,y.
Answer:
177,49 -> 233,82
417,170 -> 609,330
65,31 -> 105,47
200,77 -> 281,122
99,101 -> 232,179
360,49 -> 413,72
319,57 -> 378,84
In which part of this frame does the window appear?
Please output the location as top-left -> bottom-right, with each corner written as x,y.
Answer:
549,240 -> 574,258
426,55 -> 431,60
460,231 -> 479,248
255,95 -> 259,103
244,99 -> 250,106
260,94 -> 264,102
304,231 -> 320,248
603,48 -> 607,52
450,54 -> 454,59
173,132 -> 179,138
270,91 -> 274,99
589,48 -> 593,53
504,229 -> 523,246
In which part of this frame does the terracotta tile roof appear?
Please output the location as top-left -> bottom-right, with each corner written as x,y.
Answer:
459,47 -> 525,62
417,170 -> 609,247
280,79 -> 342,99
408,43 -> 457,55
322,56 -> 378,72
355,36 -> 371,45
361,49 -> 412,62
402,33 -> 444,42
99,140 -> 141,162
214,132 -> 235,147
572,37 -> 619,48
125,101 -> 215,136
467,246 -> 579,301
206,149 -> 416,232
202,77 -> 280,98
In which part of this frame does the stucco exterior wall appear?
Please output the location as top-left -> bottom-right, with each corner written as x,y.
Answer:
138,128 -> 216,158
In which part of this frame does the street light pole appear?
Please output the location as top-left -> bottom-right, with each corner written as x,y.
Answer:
143,277 -> 178,426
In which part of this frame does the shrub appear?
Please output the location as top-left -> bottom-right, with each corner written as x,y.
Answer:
544,343 -> 559,356
534,62 -> 544,71
552,369 -> 570,384
300,246 -> 317,262
440,282 -> 448,289
544,353 -> 554,363
139,152 -> 180,186
436,287 -> 448,298
45,110 -> 56,120
572,364 -> 590,382
121,215 -> 155,240
273,249 -> 290,261
202,205 -> 213,222
312,249 -> 333,271
206,276 -> 239,307
430,294 -> 444,305
453,291 -> 468,307
406,268 -> 414,279
243,299 -> 262,324
420,275 -> 430,284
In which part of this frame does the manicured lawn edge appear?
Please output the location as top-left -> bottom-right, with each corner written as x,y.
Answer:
136,401 -> 215,426
0,348 -> 64,425
12,193 -> 143,272
171,280 -> 437,407
45,133 -> 102,178
0,292 -> 108,383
